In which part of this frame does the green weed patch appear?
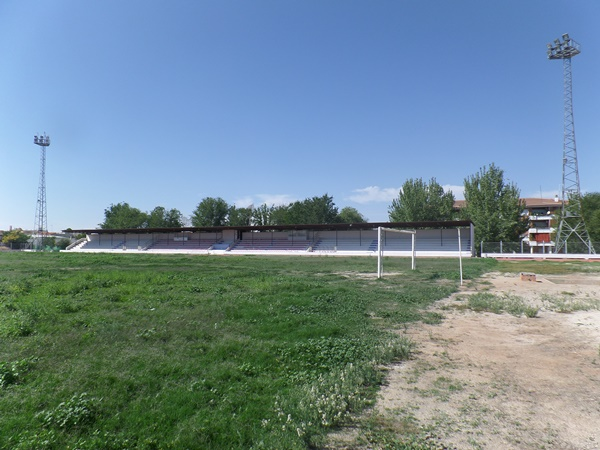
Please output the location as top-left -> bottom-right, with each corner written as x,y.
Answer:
464,292 -> 539,318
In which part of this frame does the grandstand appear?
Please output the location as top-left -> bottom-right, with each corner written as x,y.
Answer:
65,221 -> 474,257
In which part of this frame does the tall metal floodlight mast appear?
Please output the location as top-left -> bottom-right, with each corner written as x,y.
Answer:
547,34 -> 595,254
33,133 -> 51,250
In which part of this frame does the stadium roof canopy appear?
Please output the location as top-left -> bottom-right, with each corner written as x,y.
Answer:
65,220 -> 473,235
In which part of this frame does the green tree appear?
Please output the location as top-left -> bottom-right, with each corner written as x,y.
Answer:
462,164 -> 525,245
252,204 -> 275,226
286,194 -> 340,224
1,228 -> 30,248
338,206 -> 368,223
269,204 -> 291,226
255,205 -> 291,225
249,203 -> 291,226
191,197 -> 229,227
56,238 -> 72,250
99,203 -> 148,229
388,177 -> 455,222
581,192 -> 600,243
147,206 -> 184,228
228,206 -> 253,226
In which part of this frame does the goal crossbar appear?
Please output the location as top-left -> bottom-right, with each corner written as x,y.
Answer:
377,227 -> 416,278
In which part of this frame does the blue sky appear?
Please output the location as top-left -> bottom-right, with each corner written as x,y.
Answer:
1,1 -> 599,231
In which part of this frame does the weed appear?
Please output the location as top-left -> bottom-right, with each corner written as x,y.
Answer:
433,376 -> 464,393
422,311 -> 444,325
466,292 -> 539,318
0,309 -> 35,337
540,293 -> 600,313
37,393 -> 101,431
136,327 -> 157,340
0,358 -> 35,388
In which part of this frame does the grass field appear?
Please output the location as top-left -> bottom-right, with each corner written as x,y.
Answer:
0,252 -> 516,449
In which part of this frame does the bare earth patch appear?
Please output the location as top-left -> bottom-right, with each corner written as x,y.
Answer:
372,272 -> 600,449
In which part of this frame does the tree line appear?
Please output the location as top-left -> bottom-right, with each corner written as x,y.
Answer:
389,163 -> 525,245
1,229 -> 71,250
99,195 -> 367,229
95,163 -> 600,246
388,163 -> 600,245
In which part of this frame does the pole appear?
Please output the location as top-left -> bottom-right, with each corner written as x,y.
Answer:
458,228 -> 463,286
411,233 -> 416,270
377,227 -> 382,279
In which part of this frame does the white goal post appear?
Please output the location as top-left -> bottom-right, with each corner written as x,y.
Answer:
377,226 -> 465,285
377,227 -> 416,278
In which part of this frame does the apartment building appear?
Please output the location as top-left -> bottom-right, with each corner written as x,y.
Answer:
521,197 -> 563,253
454,197 -> 564,253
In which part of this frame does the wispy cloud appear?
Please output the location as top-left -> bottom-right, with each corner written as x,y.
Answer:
232,197 -> 255,208
347,186 -> 399,204
442,184 -> 465,200
232,194 -> 297,208
255,194 -> 296,206
348,184 -> 465,204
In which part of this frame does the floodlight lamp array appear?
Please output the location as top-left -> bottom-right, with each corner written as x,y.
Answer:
547,33 -> 580,60
34,134 -> 51,147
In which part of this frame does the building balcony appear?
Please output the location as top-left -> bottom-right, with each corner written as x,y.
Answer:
529,215 -> 555,221
528,228 -> 554,234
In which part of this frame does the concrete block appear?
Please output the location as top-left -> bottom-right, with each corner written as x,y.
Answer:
520,272 -> 536,282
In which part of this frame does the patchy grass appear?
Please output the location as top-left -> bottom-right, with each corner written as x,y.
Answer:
358,413 -> 455,450
0,252 -> 494,449
540,293 -> 600,313
461,292 -> 539,318
496,260 -> 600,275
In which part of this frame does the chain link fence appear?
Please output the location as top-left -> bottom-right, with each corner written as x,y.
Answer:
480,241 -> 599,256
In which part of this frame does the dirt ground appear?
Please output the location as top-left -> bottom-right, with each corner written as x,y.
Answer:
375,272 -> 600,449
328,271 -> 600,449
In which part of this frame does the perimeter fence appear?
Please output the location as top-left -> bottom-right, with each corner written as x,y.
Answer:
480,241 -> 599,256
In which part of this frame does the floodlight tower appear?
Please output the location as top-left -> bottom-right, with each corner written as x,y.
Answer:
33,133 -> 51,250
547,34 -> 595,254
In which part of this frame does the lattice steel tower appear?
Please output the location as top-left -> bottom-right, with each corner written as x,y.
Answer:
33,133 -> 51,250
547,34 -> 595,254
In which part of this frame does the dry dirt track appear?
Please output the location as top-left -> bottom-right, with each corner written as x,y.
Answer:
374,272 -> 600,449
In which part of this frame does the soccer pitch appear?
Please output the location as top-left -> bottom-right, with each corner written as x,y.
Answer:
0,253 -> 494,449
